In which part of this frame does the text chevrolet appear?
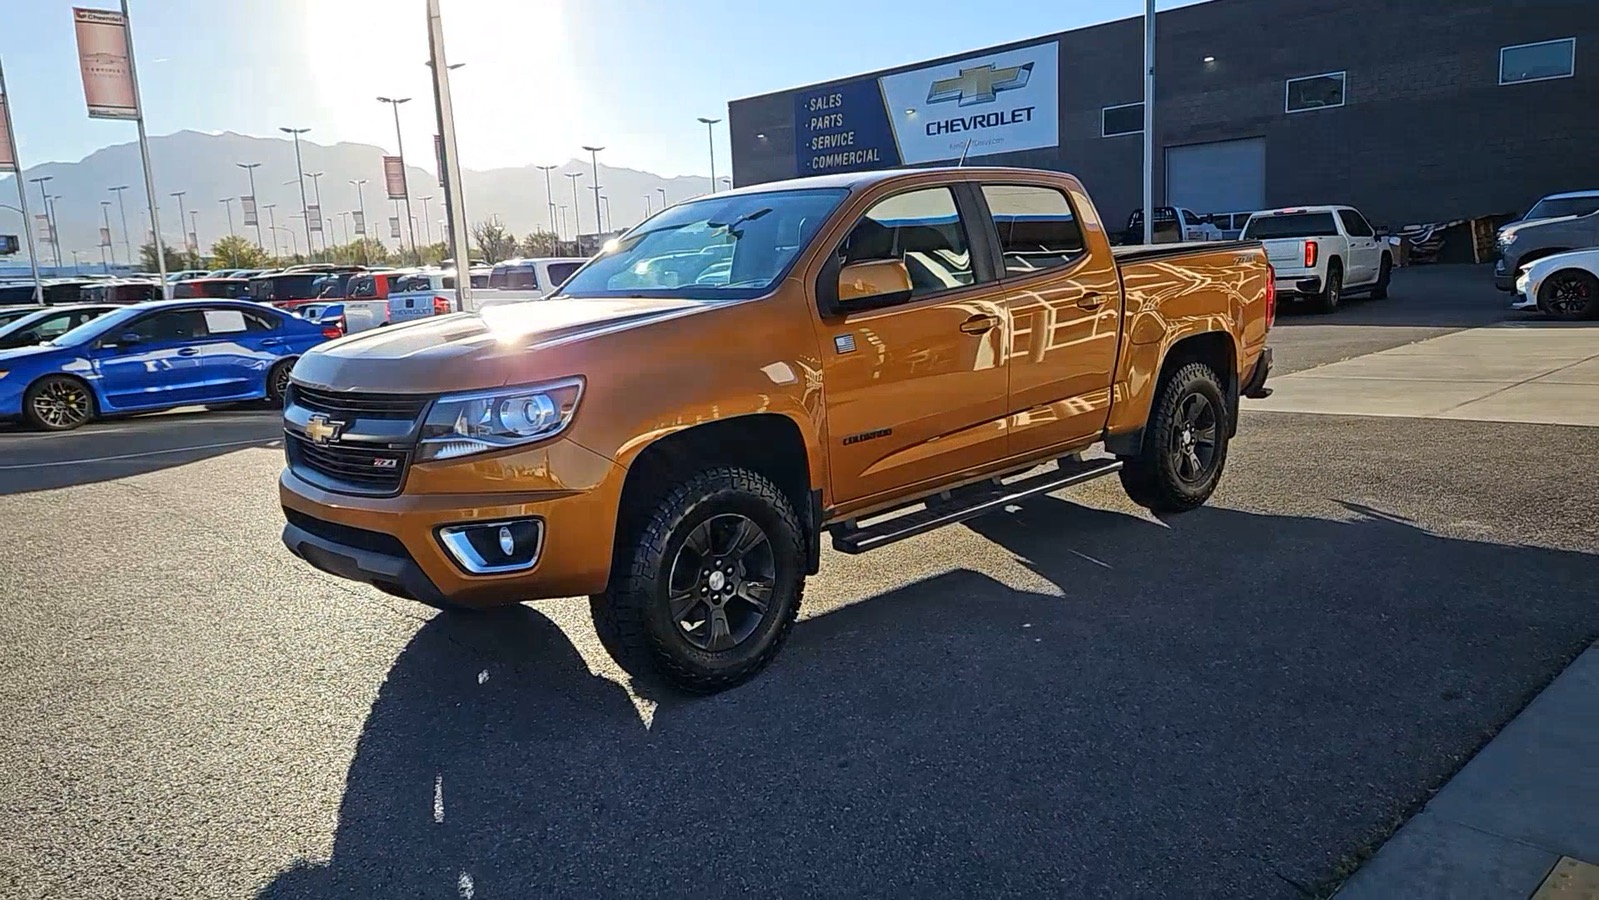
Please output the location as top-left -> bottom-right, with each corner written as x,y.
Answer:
279,167 -> 1275,692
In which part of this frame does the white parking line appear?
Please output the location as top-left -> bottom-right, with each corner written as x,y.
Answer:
0,438 -> 279,470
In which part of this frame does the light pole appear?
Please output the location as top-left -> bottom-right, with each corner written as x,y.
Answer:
697,116 -> 721,193
46,194 -> 63,268
236,162 -> 264,248
272,224 -> 296,259
189,209 -> 200,264
644,193 -> 652,217
1142,0 -> 1155,245
219,197 -> 235,239
337,211 -> 351,260
28,176 -> 56,266
657,186 -> 667,209
170,191 -> 188,262
278,127 -> 314,264
720,176 -> 732,190
100,200 -> 117,267
349,179 -> 368,258
305,171 -> 326,258
600,195 -> 611,232
558,205 -> 567,242
419,196 -> 434,246
536,164 -> 558,236
564,171 -> 584,240
263,203 -> 279,260
582,145 -> 605,235
110,185 -> 133,267
376,96 -> 420,263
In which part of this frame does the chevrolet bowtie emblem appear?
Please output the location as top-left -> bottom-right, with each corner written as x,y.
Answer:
927,62 -> 1033,107
304,414 -> 345,445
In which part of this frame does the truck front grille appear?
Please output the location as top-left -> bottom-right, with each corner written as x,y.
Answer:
291,385 -> 429,421
286,434 -> 410,495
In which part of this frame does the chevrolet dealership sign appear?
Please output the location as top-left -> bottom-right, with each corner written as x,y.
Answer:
794,41 -> 1059,175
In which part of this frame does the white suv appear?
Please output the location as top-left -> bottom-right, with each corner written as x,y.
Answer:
1241,206 -> 1393,313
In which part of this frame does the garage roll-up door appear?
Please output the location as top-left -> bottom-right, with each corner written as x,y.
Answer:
1166,138 -> 1266,215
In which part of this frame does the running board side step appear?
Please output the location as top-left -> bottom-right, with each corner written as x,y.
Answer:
829,457 -> 1123,555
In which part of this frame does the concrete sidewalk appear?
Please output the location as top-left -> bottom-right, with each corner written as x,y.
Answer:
1336,643 -> 1599,899
1249,325 -> 1599,427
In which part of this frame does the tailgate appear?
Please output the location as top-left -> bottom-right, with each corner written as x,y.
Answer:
1259,238 -> 1305,267
387,292 -> 434,325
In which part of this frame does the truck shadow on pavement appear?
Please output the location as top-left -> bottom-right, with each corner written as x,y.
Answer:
259,500 -> 1598,899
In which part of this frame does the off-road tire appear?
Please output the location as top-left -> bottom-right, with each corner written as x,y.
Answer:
1371,255 -> 1392,300
23,374 -> 97,431
1315,262 -> 1343,314
590,466 -> 805,694
1118,362 -> 1230,513
266,360 -> 295,406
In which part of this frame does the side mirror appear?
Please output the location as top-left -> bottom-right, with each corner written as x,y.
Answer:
838,259 -> 913,307
111,332 -> 144,349
1203,214 -> 1216,225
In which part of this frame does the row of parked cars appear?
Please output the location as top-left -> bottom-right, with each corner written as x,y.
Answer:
1494,189 -> 1599,321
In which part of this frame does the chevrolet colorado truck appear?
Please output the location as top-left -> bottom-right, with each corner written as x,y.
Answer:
278,167 -> 1276,692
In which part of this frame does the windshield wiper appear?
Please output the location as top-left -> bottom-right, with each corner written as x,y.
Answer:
707,207 -> 772,238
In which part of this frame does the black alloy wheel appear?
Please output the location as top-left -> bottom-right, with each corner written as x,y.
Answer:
666,514 -> 776,652
267,361 -> 294,406
25,376 -> 94,431
1168,391 -> 1221,485
1540,271 -> 1599,321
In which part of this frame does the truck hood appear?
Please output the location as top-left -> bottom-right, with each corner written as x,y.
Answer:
1499,215 -> 1580,239
290,296 -> 707,393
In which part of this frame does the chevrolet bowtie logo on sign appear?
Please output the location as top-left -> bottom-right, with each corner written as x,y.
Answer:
303,414 -> 345,445
927,62 -> 1033,107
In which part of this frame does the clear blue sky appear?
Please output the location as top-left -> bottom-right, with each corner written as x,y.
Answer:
3,0 -> 1204,177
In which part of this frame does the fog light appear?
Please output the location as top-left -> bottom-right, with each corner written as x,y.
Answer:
437,519 -> 543,574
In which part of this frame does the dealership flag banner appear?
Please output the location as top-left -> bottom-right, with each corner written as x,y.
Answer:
241,195 -> 258,227
307,205 -> 323,233
382,156 -> 407,199
36,215 -> 53,242
353,210 -> 365,235
389,215 -> 401,239
434,135 -> 446,187
188,231 -> 197,251
73,8 -> 139,119
100,226 -> 111,246
0,95 -> 14,171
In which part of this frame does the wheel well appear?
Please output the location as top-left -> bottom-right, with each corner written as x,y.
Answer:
616,414 -> 817,571
1518,247 -> 1570,267
1162,331 -> 1239,436
1327,256 -> 1343,273
25,372 -> 100,414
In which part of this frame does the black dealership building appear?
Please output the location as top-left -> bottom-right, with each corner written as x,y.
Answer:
727,0 -> 1599,230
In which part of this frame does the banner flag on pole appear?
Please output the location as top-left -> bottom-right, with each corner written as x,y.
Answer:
389,216 -> 402,239
434,135 -> 445,187
383,156 -> 407,199
0,96 -> 15,171
73,8 -> 140,119
36,214 -> 54,242
100,226 -> 112,246
307,205 -> 323,233
241,196 -> 258,226
353,210 -> 365,235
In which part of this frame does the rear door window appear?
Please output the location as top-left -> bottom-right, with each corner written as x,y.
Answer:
202,308 -> 250,335
981,184 -> 1086,276
1243,213 -> 1341,240
1337,209 -> 1374,237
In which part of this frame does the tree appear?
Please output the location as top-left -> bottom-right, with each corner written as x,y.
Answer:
419,242 -> 448,266
518,229 -> 560,258
209,235 -> 270,269
471,220 -> 519,263
139,241 -> 187,273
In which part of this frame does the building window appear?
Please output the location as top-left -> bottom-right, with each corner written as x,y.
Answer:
1285,71 -> 1346,113
1500,38 -> 1576,85
1101,102 -> 1143,137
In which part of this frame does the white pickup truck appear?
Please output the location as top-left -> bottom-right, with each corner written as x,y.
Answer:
1240,205 -> 1393,314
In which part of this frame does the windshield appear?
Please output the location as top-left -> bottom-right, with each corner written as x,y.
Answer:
1242,212 -> 1340,239
1524,196 -> 1599,221
559,188 -> 847,300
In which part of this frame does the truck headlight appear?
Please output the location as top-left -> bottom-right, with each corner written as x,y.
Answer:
1498,231 -> 1517,247
417,377 -> 583,461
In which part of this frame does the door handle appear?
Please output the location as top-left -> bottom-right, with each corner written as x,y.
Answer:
260,338 -> 282,346
177,347 -> 200,357
1077,292 -> 1107,310
959,314 -> 1000,335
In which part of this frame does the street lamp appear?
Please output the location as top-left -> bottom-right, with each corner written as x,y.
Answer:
564,171 -> 584,239
644,193 -> 652,217
236,162 -> 264,248
697,116 -> 721,193
109,185 -> 134,266
419,196 -> 434,246
170,191 -> 189,261
263,203 -> 280,259
599,195 -> 611,232
189,209 -> 200,263
582,145 -> 605,235
558,204 -> 567,242
657,186 -> 668,208
376,96 -> 420,263
348,179 -> 369,254
28,176 -> 56,266
304,171 -> 326,258
100,200 -> 117,267
46,194 -> 63,268
535,164 -> 559,236
219,197 -> 236,239
720,176 -> 733,189
278,127 -> 314,264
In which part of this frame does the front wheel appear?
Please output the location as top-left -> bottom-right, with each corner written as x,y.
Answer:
1118,362 -> 1230,513
1537,269 -> 1599,321
23,375 -> 96,432
266,360 -> 294,406
591,467 -> 805,693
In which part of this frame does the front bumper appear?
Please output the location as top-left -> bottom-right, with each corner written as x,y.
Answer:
1494,257 -> 1518,292
279,438 -> 628,608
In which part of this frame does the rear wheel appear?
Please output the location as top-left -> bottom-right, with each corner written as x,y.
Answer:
23,375 -> 96,432
1315,263 -> 1343,314
1537,269 -> 1599,321
1370,255 -> 1392,300
591,466 -> 805,693
1118,362 -> 1230,513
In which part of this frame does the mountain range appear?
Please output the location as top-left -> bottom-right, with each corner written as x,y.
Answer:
0,130 -> 716,265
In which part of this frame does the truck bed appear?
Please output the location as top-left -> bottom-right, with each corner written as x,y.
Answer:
1111,240 -> 1260,263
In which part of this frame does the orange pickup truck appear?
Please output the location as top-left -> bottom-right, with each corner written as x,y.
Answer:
279,167 -> 1275,692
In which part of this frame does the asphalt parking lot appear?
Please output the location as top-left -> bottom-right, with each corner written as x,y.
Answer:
1,265 -> 1595,898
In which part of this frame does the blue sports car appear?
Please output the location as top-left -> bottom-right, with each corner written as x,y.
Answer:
0,298 -> 338,431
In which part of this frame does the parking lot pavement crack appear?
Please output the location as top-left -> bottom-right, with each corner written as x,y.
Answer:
1435,350 -> 1599,416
